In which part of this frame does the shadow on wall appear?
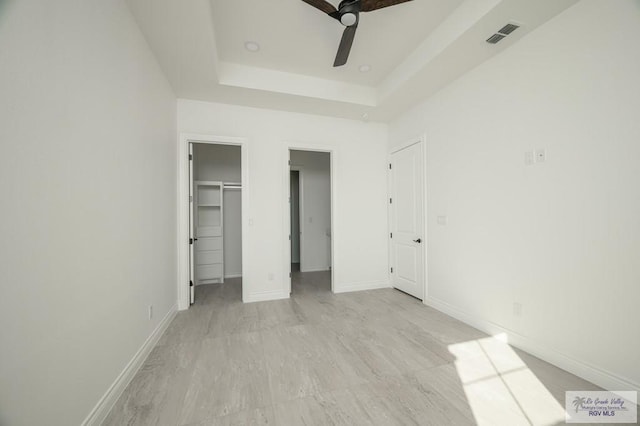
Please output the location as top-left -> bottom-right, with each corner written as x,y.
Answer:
0,0 -> 13,22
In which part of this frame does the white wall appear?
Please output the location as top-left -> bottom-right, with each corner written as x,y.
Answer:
179,100 -> 389,300
390,0 -> 640,391
193,143 -> 242,278
0,1 -> 177,425
290,150 -> 331,272
194,143 -> 242,182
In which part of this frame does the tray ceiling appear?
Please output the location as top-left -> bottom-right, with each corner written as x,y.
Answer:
126,0 -> 578,122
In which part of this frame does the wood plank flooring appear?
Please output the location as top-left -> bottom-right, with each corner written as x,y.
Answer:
104,271 -> 604,425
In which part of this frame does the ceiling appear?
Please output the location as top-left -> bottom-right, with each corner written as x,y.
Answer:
210,0 -> 465,87
126,0 -> 578,122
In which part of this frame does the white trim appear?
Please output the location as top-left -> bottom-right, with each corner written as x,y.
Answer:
284,144 -> 336,296
224,274 -> 242,279
333,280 -> 390,294
425,296 -> 640,394
388,135 -> 428,300
299,267 -> 330,273
390,134 -> 425,153
178,133 -> 249,309
386,153 -> 393,289
81,305 -> 177,426
188,142 -> 195,304
244,289 -> 289,303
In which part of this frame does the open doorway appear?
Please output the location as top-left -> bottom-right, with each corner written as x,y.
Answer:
290,169 -> 301,273
288,149 -> 332,295
189,143 -> 243,305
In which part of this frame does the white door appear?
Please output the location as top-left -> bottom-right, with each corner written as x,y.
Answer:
390,142 -> 424,300
188,143 -> 195,305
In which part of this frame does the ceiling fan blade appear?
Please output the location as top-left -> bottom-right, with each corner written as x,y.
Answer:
301,0 -> 340,19
333,24 -> 358,67
360,0 -> 413,12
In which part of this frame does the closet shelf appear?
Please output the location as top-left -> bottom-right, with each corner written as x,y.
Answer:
194,180 -> 224,284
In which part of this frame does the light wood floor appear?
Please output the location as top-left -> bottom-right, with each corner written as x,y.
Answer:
104,271 -> 603,425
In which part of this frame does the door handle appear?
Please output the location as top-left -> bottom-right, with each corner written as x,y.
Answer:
413,238 -> 422,243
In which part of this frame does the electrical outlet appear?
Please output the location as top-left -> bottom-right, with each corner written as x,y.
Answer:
513,302 -> 522,317
524,151 -> 534,166
268,273 -> 274,281
148,305 -> 153,320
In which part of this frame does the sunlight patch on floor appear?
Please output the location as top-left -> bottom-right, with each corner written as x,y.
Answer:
449,334 -> 565,426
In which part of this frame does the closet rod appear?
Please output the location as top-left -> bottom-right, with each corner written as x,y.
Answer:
223,182 -> 242,190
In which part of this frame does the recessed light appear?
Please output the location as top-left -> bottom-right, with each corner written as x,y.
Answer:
244,41 -> 260,52
359,64 -> 371,73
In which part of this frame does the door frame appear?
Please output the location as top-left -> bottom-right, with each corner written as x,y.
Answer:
388,135 -> 428,302
177,133 -> 249,309
289,167 -> 304,270
284,145 -> 335,295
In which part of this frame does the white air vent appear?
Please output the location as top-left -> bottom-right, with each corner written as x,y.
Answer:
486,22 -> 520,44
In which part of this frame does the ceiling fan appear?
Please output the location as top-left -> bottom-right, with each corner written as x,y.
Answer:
301,0 -> 413,67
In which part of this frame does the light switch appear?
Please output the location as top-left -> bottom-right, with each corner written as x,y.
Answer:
535,149 -> 546,163
437,215 -> 448,225
513,302 -> 523,317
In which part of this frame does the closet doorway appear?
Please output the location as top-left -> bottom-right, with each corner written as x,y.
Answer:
287,149 -> 333,295
188,142 -> 243,305
290,168 -> 301,272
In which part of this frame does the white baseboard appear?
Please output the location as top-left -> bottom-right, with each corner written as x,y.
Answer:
224,274 -> 242,279
300,267 -> 330,273
334,280 -> 390,294
244,289 -> 289,303
425,297 -> 640,393
81,304 -> 178,426
196,275 -> 241,282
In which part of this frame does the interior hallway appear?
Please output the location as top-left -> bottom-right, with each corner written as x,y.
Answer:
104,272 -> 601,425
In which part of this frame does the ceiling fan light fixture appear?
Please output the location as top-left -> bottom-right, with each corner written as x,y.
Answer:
244,41 -> 260,52
340,12 -> 357,26
300,0 -> 414,66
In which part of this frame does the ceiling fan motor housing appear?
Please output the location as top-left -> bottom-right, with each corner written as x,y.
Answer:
300,0 -> 413,66
339,0 -> 360,26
